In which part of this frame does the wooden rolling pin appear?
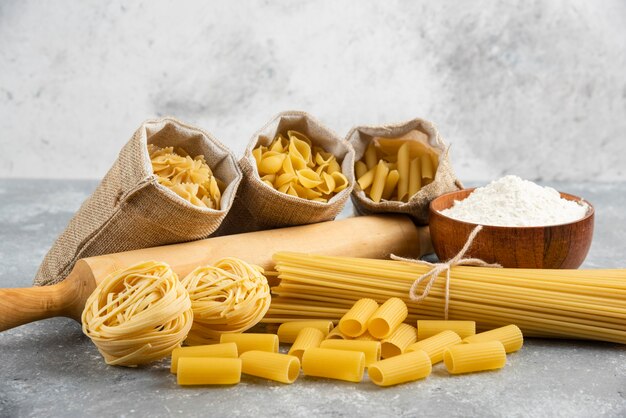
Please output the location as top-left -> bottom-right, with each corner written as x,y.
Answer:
0,215 -> 431,332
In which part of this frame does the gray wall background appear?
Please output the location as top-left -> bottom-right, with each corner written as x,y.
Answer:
1,0 -> 624,181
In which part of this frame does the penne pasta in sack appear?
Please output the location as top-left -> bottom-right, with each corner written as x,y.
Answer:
347,117 -> 462,224
218,111 -> 355,234
36,117 -> 242,286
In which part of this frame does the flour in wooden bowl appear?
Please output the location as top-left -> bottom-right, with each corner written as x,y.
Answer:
439,175 -> 589,227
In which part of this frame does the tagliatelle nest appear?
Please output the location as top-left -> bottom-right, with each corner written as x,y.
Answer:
81,261 -> 193,367
181,257 -> 271,345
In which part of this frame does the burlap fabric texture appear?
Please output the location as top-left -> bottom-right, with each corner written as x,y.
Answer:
347,118 -> 462,225
217,111 -> 355,235
35,117 -> 242,286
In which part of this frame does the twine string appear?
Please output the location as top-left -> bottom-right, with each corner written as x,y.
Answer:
391,225 -> 502,319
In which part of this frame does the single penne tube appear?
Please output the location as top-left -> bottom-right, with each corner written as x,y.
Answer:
170,343 -> 238,373
326,327 -> 350,340
407,158 -> 422,199
177,357 -> 242,386
288,327 -> 325,360
443,341 -> 506,374
396,142 -> 410,201
357,167 -> 376,190
406,330 -> 462,364
381,169 -> 400,200
339,298 -> 379,337
364,143 -> 378,169
380,323 -> 417,358
420,154 -> 434,184
367,298 -> 408,339
368,350 -> 431,387
220,333 -> 279,354
463,325 -> 524,353
354,160 -> 367,179
240,351 -> 301,384
277,320 -> 335,343
368,161 -> 390,203
320,340 -> 381,366
417,320 -> 476,340
302,348 -> 365,382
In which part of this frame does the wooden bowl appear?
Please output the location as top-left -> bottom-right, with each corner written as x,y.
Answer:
429,188 -> 594,269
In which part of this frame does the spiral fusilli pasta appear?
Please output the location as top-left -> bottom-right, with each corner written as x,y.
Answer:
149,144 -> 224,209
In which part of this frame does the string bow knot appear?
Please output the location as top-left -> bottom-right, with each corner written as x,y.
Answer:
391,225 -> 502,319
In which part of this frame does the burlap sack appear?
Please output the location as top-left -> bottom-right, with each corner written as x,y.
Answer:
217,111 -> 355,235
347,118 -> 462,225
35,117 -> 242,286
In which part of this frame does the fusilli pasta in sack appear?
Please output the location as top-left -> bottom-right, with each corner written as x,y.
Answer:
218,111 -> 355,234
35,117 -> 242,286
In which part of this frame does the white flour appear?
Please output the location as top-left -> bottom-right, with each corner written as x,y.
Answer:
440,175 -> 589,227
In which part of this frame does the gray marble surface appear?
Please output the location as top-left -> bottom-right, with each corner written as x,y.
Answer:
1,1 -> 626,182
0,179 -> 625,418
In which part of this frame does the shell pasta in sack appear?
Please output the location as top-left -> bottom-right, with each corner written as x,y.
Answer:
35,117 -> 242,286
218,111 -> 355,234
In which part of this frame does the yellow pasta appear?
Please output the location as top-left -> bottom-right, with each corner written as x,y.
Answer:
355,160 -> 368,179
288,327 -> 325,360
182,258 -> 271,345
367,297 -> 408,339
148,144 -> 224,209
170,342 -> 238,373
463,325 -> 524,353
177,357 -> 242,386
81,261 -> 193,367
320,340 -> 381,366
364,142 -> 378,169
396,142 -> 410,201
220,333 -> 279,354
357,167 -> 376,190
381,169 -> 400,200
354,331 -> 377,341
354,131 -> 440,203
277,320 -> 334,343
380,323 -> 417,358
368,349 -> 432,387
408,158 -> 422,199
406,330 -> 462,364
301,348 -> 365,382
339,298 -> 379,337
443,341 -> 507,374
326,327 -> 350,340
268,253 -> 626,344
420,154 -> 434,184
240,351 -> 301,384
417,320 -> 476,340
251,130 -> 348,201
369,161 -> 390,203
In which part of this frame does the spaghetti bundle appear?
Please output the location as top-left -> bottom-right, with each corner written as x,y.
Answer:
266,253 -> 626,344
81,261 -> 193,367
149,144 -> 224,209
182,257 -> 271,345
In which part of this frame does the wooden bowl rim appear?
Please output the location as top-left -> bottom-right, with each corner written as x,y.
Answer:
430,187 -> 595,230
